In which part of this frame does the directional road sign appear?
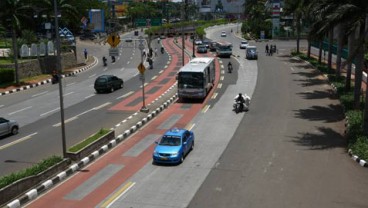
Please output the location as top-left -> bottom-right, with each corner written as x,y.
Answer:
107,34 -> 120,47
137,63 -> 146,74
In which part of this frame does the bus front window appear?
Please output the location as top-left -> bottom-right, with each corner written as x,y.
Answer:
178,72 -> 204,89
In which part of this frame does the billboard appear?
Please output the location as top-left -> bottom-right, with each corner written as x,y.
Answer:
89,9 -> 105,32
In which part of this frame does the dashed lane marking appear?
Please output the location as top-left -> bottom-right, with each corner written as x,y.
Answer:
0,132 -> 38,150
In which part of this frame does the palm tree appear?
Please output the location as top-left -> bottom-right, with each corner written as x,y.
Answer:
0,0 -> 33,85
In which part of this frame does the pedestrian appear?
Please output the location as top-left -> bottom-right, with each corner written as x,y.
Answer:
84,48 -> 88,59
142,49 -> 146,58
155,48 -> 158,57
157,37 -> 160,44
273,44 -> 277,54
265,44 -> 269,55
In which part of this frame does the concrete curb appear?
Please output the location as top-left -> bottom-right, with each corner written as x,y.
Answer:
5,89 -> 178,208
0,56 -> 98,97
348,149 -> 368,168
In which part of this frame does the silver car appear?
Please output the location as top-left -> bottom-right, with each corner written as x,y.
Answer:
0,117 -> 19,136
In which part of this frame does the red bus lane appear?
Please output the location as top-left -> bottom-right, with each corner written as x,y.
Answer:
26,38 -> 220,208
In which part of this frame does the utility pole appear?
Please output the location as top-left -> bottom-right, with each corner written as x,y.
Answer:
53,0 -> 67,158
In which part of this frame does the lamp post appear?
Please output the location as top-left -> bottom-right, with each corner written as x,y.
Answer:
192,23 -> 196,58
53,0 -> 67,158
138,36 -> 149,113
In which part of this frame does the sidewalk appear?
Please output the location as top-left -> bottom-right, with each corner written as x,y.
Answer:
0,56 -> 97,96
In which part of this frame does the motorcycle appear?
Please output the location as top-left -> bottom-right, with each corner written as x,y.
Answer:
161,47 -> 164,54
51,74 -> 59,84
233,101 -> 245,113
111,56 -> 116,63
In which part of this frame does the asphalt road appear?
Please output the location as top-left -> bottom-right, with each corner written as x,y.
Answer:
188,27 -> 368,207
0,30 -> 169,177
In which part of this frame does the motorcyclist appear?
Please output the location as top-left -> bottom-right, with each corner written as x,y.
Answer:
111,56 -> 115,63
228,62 -> 233,73
161,46 -> 164,54
234,93 -> 250,112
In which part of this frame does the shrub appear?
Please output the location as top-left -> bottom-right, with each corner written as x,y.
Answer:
68,128 -> 110,153
0,156 -> 63,189
0,68 -> 14,84
350,135 -> 368,160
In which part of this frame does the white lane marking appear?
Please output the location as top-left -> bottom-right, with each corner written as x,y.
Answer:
40,108 -> 60,117
52,102 -> 111,127
66,82 -> 76,87
0,132 -> 38,150
159,70 -> 164,74
85,94 -> 95,99
8,106 -> 32,115
116,91 -> 133,100
63,92 -> 74,96
120,67 -> 125,71
93,102 -> 111,110
217,83 -> 222,88
89,74 -> 96,78
103,68 -> 108,71
151,75 -> 157,80
32,91 -> 48,97
290,67 -> 295,72
220,76 -> 224,80
127,61 -> 130,65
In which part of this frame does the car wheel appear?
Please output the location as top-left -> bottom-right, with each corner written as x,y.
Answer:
190,141 -> 194,150
110,86 -> 114,93
11,127 -> 18,135
180,154 -> 184,164
120,83 -> 124,89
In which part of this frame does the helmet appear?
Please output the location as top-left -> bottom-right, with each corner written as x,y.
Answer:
239,93 -> 242,96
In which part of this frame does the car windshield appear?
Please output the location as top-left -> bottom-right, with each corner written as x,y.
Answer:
241,41 -> 248,44
159,135 -> 181,146
248,48 -> 256,53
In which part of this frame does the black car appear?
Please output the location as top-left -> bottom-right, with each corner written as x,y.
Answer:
196,45 -> 208,53
94,75 -> 124,93
209,41 -> 217,52
246,46 -> 258,60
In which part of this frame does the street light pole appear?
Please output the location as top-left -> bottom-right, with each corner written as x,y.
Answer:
54,0 -> 67,158
138,36 -> 149,113
192,24 -> 196,58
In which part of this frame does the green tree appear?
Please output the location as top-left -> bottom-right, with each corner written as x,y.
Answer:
0,0 -> 33,85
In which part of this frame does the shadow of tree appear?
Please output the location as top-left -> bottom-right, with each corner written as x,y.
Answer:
290,127 -> 346,150
292,71 -> 320,78
294,104 -> 345,123
297,90 -> 336,100
294,78 -> 328,87
288,57 -> 305,63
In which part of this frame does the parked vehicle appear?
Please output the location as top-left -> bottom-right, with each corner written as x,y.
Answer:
196,45 -> 208,53
94,75 -> 124,93
246,46 -> 258,60
221,31 -> 226,37
153,127 -> 195,164
209,41 -> 217,51
0,117 -> 19,136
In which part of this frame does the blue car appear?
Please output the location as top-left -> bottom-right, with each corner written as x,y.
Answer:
153,128 -> 195,164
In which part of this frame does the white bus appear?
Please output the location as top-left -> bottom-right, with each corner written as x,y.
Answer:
177,57 -> 216,100
215,41 -> 232,58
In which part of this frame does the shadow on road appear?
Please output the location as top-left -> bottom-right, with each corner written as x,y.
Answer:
290,126 -> 346,150
297,90 -> 336,100
294,104 -> 345,123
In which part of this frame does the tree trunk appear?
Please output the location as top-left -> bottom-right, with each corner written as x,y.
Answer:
335,24 -> 344,77
307,38 -> 311,58
296,17 -> 300,53
345,33 -> 353,92
327,27 -> 333,71
353,37 -> 363,110
318,40 -> 322,64
11,27 -> 19,85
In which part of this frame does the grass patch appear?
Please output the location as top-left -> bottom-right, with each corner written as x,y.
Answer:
68,128 -> 110,153
0,156 -> 63,189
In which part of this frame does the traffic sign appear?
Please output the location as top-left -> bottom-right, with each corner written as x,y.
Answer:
137,63 -> 146,74
109,48 -> 119,56
107,34 -> 120,47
